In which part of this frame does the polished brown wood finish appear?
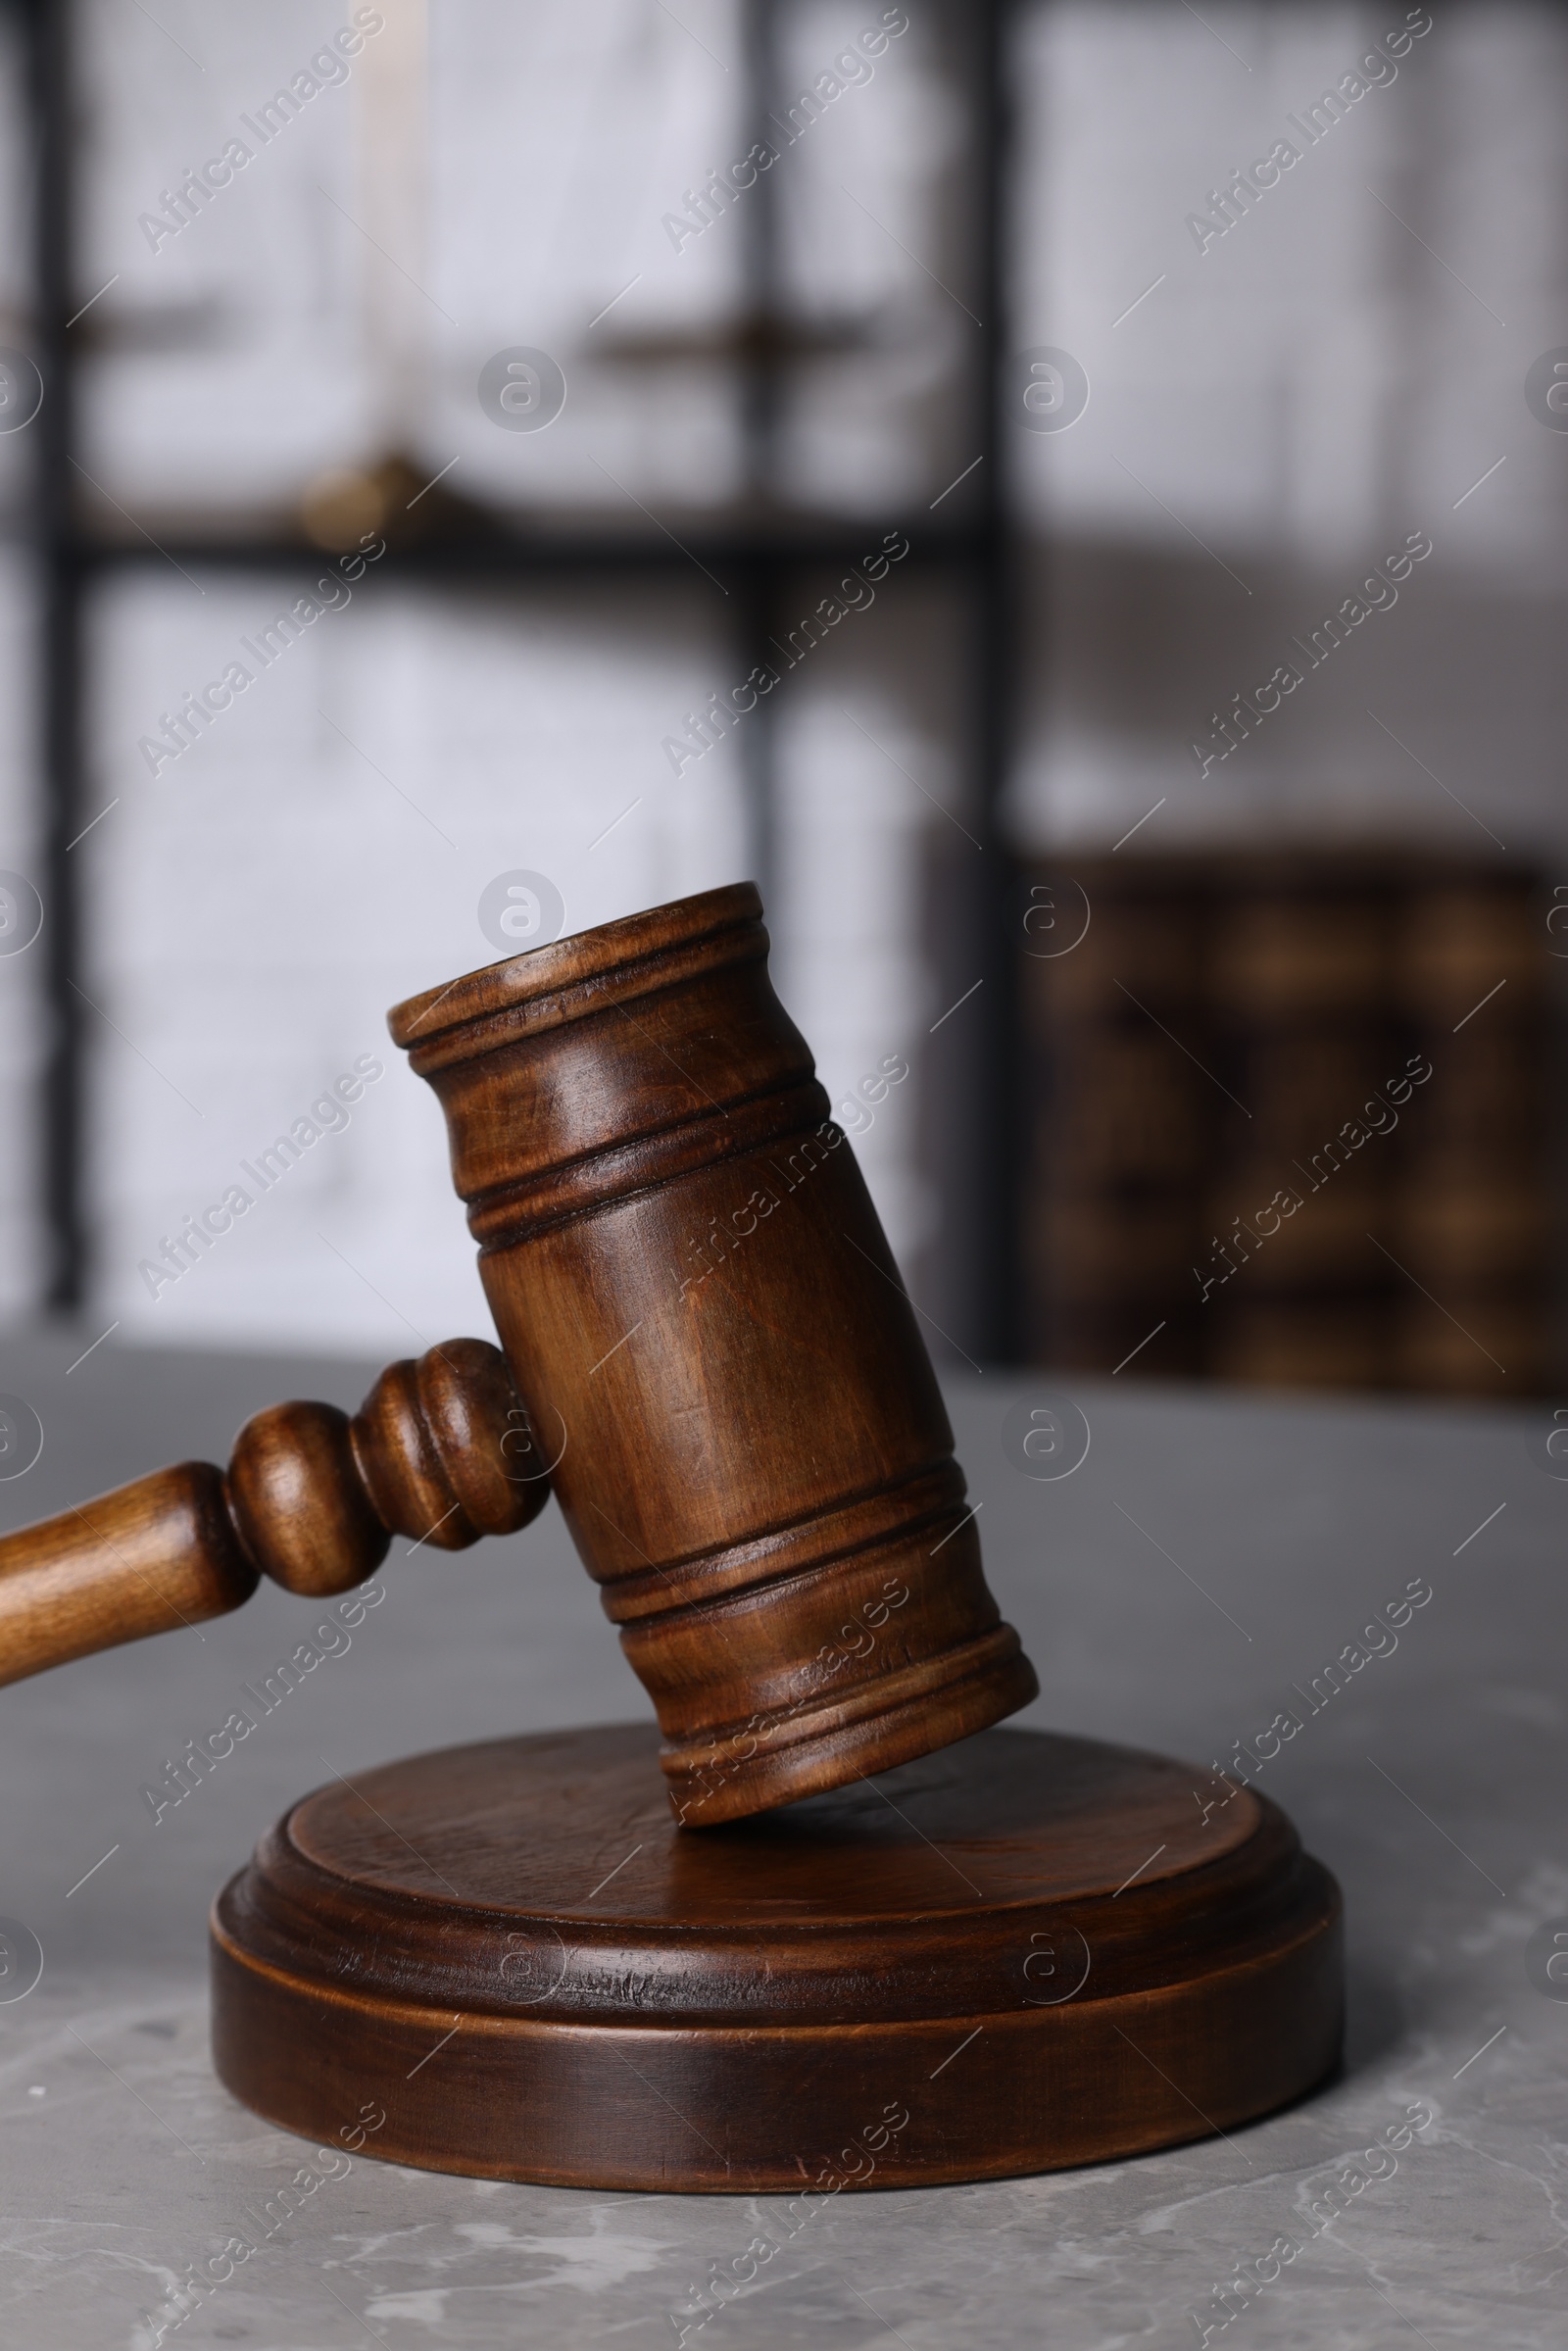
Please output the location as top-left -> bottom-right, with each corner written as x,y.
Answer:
389,884 -> 1038,1822
0,1464 -> 261,1688
212,1722 -> 1344,2191
0,1340 -> 542,1685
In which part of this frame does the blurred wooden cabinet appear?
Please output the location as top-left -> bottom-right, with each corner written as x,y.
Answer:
1021,851 -> 1564,1395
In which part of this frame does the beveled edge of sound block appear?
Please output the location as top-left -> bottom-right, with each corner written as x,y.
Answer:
210,1725 -> 1345,2192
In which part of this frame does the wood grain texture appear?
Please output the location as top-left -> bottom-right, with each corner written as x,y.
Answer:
211,1723 -> 1344,2191
0,1340 -> 543,1685
0,1463 -> 260,1686
389,884 -> 1039,1821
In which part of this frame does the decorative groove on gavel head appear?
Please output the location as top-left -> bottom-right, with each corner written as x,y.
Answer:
389,882 -> 1040,1826
0,1340 -> 547,1688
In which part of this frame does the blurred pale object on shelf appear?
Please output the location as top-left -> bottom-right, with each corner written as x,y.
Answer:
72,0 -> 964,531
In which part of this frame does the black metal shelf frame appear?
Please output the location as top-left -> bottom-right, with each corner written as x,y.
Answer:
17,0 -> 1021,1359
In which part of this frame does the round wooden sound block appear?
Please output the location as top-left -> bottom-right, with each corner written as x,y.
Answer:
211,1724 -> 1343,2191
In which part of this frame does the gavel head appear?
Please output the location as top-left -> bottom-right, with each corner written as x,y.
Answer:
388,883 -> 1038,1823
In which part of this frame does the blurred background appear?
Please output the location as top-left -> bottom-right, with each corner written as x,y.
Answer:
0,0 -> 1562,1393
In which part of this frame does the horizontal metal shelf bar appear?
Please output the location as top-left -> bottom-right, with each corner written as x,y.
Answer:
58,526 -> 989,576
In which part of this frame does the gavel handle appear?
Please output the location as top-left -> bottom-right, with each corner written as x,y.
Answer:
0,1338 -> 548,1689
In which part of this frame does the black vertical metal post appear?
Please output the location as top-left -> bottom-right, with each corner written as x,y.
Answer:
972,0 -> 1023,1363
737,0 -> 782,909
8,0 -> 1011,1337
28,0 -> 85,1312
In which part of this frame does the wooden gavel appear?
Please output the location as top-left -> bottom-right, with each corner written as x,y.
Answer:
3,882 -> 1036,1822
386,880 -> 1037,1821
0,1339 -> 545,1688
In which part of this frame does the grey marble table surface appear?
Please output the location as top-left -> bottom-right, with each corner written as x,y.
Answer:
0,1328 -> 1563,2350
